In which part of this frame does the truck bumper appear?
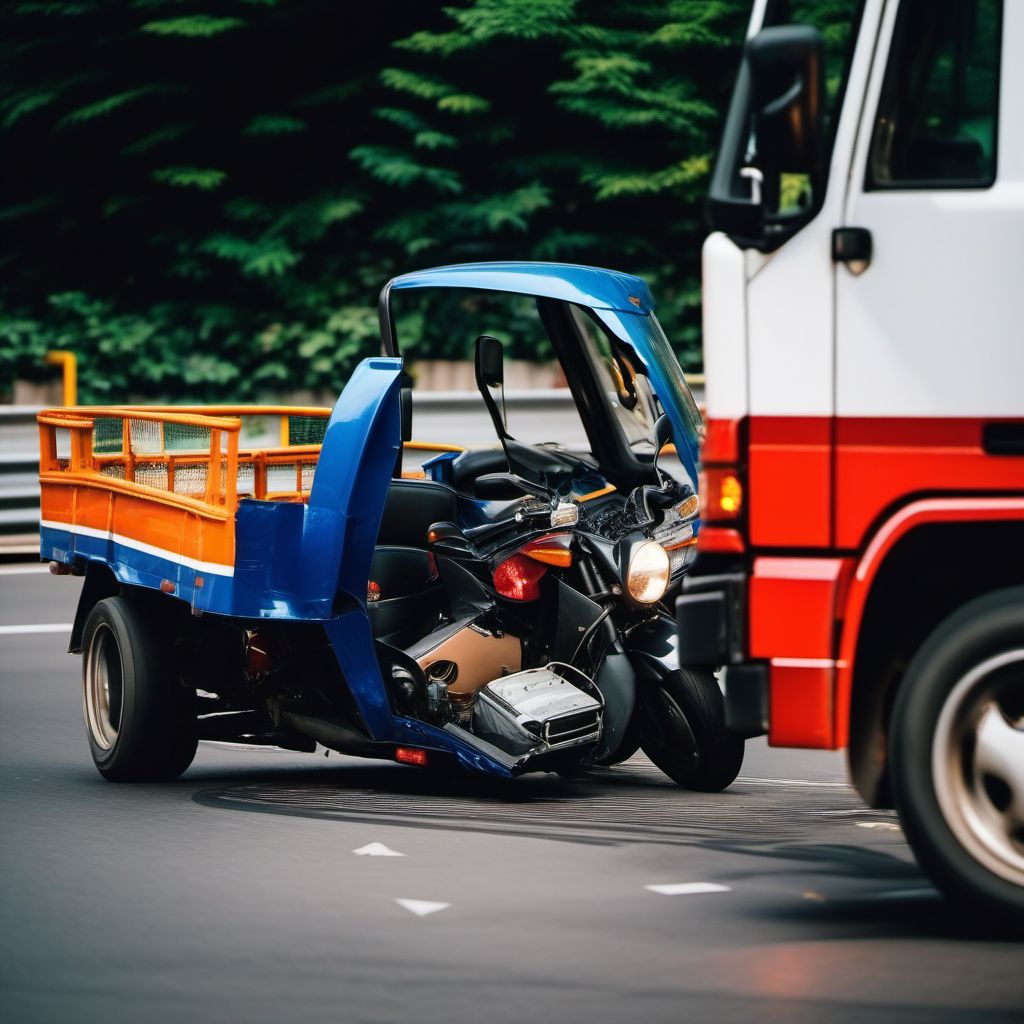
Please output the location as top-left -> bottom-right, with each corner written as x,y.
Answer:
679,557 -> 852,749
676,573 -> 768,738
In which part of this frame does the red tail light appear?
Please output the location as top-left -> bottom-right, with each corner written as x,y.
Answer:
493,553 -> 547,601
395,747 -> 429,767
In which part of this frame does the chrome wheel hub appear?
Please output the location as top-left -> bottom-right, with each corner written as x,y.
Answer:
932,649 -> 1024,887
84,623 -> 123,750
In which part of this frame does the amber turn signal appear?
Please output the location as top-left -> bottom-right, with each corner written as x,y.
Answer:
700,468 -> 743,521
519,533 -> 573,568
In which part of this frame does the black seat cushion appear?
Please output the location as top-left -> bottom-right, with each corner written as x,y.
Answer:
449,449 -> 509,493
378,478 -> 458,548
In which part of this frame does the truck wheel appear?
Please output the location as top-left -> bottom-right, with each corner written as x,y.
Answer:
82,596 -> 198,782
889,587 -> 1024,925
639,668 -> 744,792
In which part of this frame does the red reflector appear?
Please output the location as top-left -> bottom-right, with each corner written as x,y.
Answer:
492,553 -> 547,601
395,746 -> 429,767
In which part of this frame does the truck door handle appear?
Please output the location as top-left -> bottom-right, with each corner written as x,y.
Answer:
832,227 -> 872,275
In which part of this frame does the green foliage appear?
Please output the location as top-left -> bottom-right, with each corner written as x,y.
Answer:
140,16 -> 246,38
0,0 -> 767,401
152,166 -> 228,190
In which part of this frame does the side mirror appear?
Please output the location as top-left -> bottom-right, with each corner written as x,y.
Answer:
653,414 -> 673,451
474,334 -> 509,440
706,23 -> 825,248
476,335 -> 505,390
745,25 -> 825,217
652,414 -> 673,481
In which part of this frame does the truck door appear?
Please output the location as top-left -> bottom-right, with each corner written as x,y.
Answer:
834,0 -> 1023,548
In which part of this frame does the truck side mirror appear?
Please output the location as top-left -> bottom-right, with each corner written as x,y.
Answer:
707,23 -> 825,250
745,25 -> 825,216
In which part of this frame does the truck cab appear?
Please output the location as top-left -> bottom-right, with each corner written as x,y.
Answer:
681,0 -> 1024,918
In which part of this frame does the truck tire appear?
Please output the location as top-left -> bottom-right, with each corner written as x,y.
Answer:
889,587 -> 1024,926
82,596 -> 198,782
639,667 -> 744,792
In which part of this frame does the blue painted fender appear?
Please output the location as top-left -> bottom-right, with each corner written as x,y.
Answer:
298,357 -> 403,739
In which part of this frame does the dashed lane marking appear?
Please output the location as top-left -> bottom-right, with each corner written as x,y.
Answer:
645,882 -> 732,896
353,842 -> 405,857
395,899 -> 450,917
737,777 -> 849,788
0,623 -> 73,635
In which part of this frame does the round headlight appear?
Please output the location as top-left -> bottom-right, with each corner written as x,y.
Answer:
625,541 -> 670,604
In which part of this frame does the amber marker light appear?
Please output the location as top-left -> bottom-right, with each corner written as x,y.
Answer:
520,533 -> 573,568
676,494 -> 700,520
700,468 -> 744,521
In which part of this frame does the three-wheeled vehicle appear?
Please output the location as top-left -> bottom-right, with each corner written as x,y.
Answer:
39,262 -> 744,788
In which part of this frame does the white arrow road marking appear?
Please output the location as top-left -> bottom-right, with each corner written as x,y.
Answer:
0,623 -> 73,636
645,883 -> 732,896
395,899 -> 451,917
353,842 -> 405,857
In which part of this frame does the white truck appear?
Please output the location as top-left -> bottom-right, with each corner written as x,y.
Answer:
679,0 -> 1023,919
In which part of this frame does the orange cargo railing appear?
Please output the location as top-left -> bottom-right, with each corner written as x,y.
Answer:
39,404 -> 468,517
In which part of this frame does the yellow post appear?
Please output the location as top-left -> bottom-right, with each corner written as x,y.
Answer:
44,350 -> 78,406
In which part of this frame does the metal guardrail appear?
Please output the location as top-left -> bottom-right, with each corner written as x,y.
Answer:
0,384 -> 704,548
0,407 -> 43,548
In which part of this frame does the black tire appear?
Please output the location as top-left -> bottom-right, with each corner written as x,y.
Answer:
639,667 -> 744,791
889,587 -> 1024,925
82,596 -> 198,782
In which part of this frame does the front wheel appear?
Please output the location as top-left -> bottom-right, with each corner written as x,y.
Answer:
82,595 -> 198,782
889,587 -> 1024,925
638,667 -> 744,792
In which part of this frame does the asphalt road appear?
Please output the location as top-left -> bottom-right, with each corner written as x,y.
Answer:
1,565 -> 1021,1024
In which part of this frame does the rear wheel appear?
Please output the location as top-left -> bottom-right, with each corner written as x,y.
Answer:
82,596 -> 197,782
639,667 -> 744,792
889,587 -> 1024,924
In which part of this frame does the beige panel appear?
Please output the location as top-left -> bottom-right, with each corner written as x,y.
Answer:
415,627 -> 521,694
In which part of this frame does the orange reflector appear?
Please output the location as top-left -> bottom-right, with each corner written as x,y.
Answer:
520,533 -> 573,568
395,747 -> 429,767
665,536 -> 699,552
160,579 -> 175,594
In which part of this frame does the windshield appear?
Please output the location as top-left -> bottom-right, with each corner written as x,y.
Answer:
589,306 -> 703,489
571,305 -> 662,455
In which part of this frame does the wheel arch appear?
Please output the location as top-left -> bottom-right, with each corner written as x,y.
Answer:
70,561 -> 120,654
837,498 -> 1024,807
